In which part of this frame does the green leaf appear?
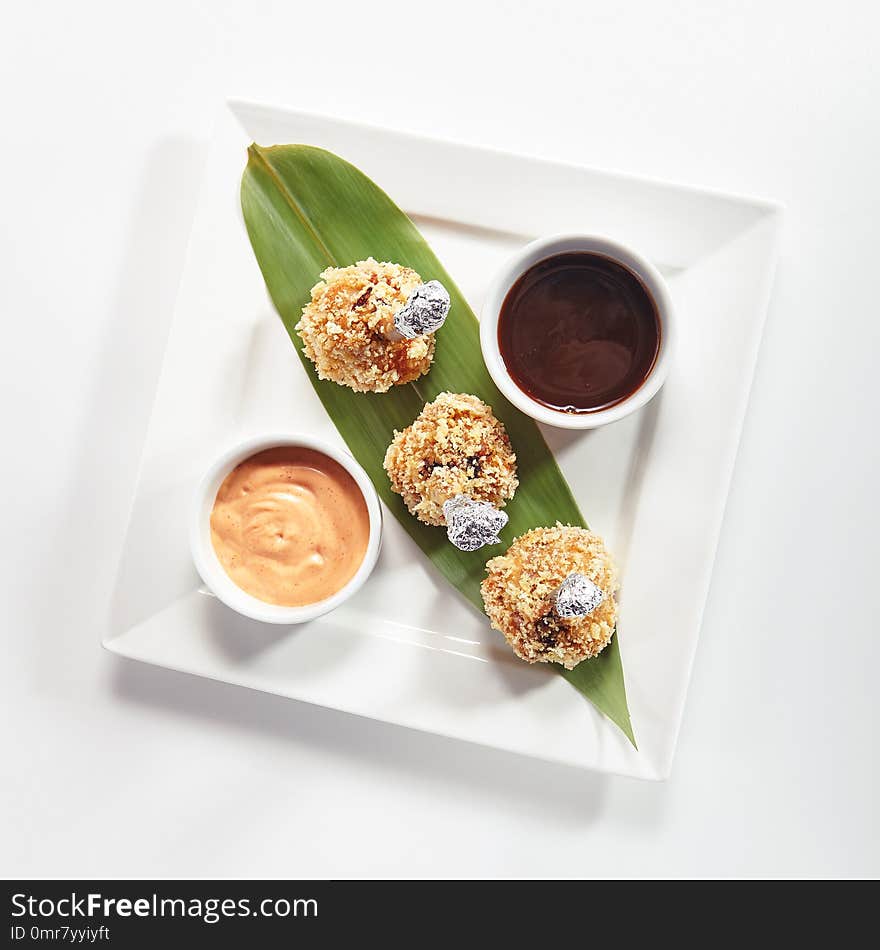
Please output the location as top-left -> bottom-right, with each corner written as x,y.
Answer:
241,143 -> 635,747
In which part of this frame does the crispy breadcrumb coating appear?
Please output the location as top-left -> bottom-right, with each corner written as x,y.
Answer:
481,525 -> 618,669
296,258 -> 434,393
383,392 -> 518,526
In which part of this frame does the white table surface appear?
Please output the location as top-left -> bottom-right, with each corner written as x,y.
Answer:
2,0 -> 877,879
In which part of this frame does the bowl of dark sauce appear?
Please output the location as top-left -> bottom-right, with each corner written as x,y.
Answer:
481,235 -> 675,429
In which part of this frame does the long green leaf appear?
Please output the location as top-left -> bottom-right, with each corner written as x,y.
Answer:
241,143 -> 635,747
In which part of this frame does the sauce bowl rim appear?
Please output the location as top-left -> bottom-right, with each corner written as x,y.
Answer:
479,233 -> 675,430
190,433 -> 383,625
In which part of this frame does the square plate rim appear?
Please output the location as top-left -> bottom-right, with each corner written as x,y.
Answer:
103,96 -> 783,780
227,96 -> 786,218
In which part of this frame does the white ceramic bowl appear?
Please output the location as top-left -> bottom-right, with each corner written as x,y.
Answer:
190,433 -> 382,624
480,233 -> 675,429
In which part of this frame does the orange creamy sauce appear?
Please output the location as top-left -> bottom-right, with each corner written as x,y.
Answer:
210,447 -> 370,607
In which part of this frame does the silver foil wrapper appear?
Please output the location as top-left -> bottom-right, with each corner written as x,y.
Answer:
442,494 -> 508,552
554,572 -> 605,618
393,280 -> 451,339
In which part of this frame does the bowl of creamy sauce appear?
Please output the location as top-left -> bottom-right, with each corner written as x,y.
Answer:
191,434 -> 382,624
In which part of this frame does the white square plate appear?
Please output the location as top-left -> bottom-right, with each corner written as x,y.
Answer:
107,99 -> 781,779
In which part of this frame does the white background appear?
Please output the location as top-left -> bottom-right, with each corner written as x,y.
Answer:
2,0 -> 877,878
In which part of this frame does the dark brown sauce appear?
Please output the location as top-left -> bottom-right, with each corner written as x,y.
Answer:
498,252 -> 661,413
